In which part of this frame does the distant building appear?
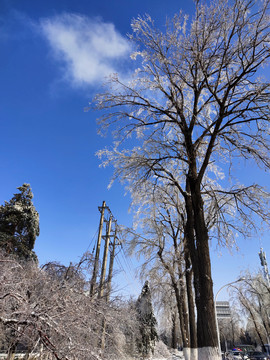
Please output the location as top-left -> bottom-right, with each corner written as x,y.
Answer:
216,301 -> 231,318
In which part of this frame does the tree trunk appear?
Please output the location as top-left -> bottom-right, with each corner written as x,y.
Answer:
180,277 -> 193,360
172,280 -> 190,351
185,177 -> 219,360
171,311 -> 178,349
184,243 -> 197,351
7,345 -> 16,360
157,251 -> 191,358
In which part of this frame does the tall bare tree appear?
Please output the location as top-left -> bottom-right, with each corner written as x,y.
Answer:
95,0 -> 270,358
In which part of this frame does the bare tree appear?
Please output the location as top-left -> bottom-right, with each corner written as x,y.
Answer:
0,251 -> 140,360
231,271 -> 270,347
95,0 -> 270,358
155,284 -> 181,350
124,181 -> 197,360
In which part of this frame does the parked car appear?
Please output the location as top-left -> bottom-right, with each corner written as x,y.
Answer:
247,351 -> 269,360
235,345 -> 256,353
225,350 -> 248,359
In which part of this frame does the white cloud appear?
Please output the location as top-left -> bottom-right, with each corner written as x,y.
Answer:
40,14 -> 131,87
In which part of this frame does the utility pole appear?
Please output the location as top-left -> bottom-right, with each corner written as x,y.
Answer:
98,214 -> 112,299
89,202 -> 120,352
106,224 -> 118,302
90,201 -> 106,297
99,215 -> 112,352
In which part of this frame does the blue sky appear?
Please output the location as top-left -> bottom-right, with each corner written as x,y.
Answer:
0,0 -> 269,300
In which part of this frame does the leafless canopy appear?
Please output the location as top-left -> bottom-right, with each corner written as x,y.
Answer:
94,0 -> 270,252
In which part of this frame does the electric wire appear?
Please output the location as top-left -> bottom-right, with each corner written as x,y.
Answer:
114,245 -> 141,296
85,227 -> 99,252
113,254 -> 136,297
121,246 -> 134,275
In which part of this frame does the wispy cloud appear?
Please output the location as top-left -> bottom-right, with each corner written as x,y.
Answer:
40,14 -> 131,87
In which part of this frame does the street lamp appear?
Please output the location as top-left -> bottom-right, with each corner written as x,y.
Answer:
215,277 -> 246,358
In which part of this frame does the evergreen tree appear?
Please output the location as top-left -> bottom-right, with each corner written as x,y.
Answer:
0,184 -> 39,260
136,281 -> 158,358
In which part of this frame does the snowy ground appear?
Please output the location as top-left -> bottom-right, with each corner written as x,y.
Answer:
170,353 -> 184,360
151,349 -> 184,360
151,355 -> 183,360
122,342 -> 184,360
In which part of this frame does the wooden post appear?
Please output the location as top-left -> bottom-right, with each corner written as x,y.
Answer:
106,225 -> 117,302
98,215 -> 112,299
90,201 -> 106,297
99,216 -> 112,352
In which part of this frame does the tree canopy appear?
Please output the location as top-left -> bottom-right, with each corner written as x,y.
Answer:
0,184 -> 40,260
136,281 -> 158,357
95,0 -> 270,358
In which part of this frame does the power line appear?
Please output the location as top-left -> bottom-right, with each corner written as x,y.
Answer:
84,226 -> 99,254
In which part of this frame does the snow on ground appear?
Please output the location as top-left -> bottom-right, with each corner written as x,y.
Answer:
150,349 -> 184,360
151,355 -> 183,360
